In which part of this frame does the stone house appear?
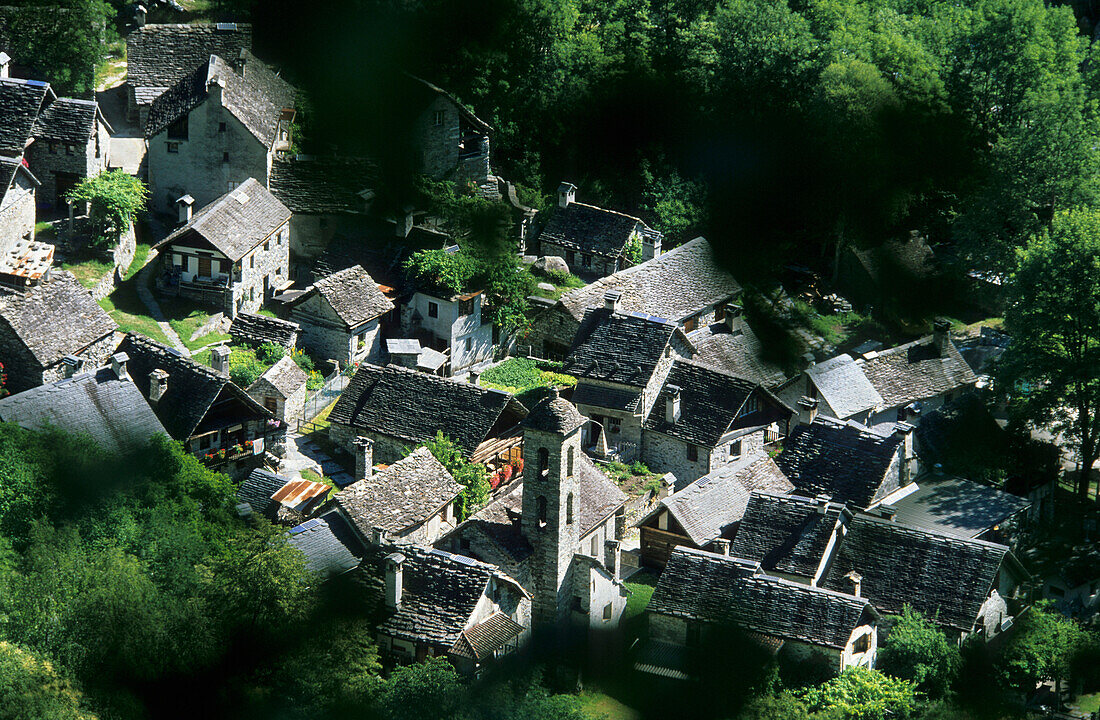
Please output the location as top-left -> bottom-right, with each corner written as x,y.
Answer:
888,472 -> 1032,543
0,271 -> 117,393
153,177 -> 291,317
26,96 -> 112,210
328,363 -> 528,465
246,355 -> 307,423
686,304 -> 788,389
0,156 -> 43,283
407,75 -> 493,190
639,547 -> 878,680
145,53 -> 294,214
780,354 -> 884,426
285,511 -> 364,579
290,265 -> 394,366
334,444 -> 465,546
237,467 -> 329,525
637,453 -> 793,569
403,287 -> 493,376
126,22 -> 253,127
537,182 -> 661,279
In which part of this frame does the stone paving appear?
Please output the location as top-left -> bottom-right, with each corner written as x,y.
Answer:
283,431 -> 355,488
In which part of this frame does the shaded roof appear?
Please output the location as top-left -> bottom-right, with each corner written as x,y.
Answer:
776,418 -> 903,508
229,312 -> 299,348
269,155 -> 378,215
650,547 -> 874,650
565,308 -> 679,385
890,474 -> 1031,539
127,23 -> 252,101
311,222 -> 451,291
570,382 -> 640,413
154,177 -> 289,262
556,237 -> 741,324
308,265 -> 394,327
406,74 -> 491,133
248,355 -> 307,398
450,612 -> 524,660
806,354 -> 883,419
237,467 -> 287,520
0,76 -> 50,154
849,234 -> 935,285
335,447 -> 464,536
643,454 -> 793,546
287,511 -> 364,579
858,336 -> 978,411
573,453 -> 629,534
643,360 -> 759,448
820,514 -> 1015,632
330,363 -> 527,458
0,365 -> 167,455
729,492 -> 847,578
0,271 -> 116,367
522,387 -> 585,435
32,97 -> 103,144
539,201 -> 644,258
689,322 -> 788,388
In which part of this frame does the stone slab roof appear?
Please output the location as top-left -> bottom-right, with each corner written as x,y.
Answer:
269,155 -> 378,215
330,363 -> 527,458
890,475 -> 1031,539
565,308 -> 678,386
249,355 -> 307,398
154,177 -> 289,262
450,481 -> 532,568
574,452 -> 629,535
31,97 -> 99,144
689,323 -> 788,388
570,382 -> 641,413
0,365 -> 167,456
229,312 -> 299,348
0,271 -> 116,367
0,76 -> 50,154
450,611 -> 524,660
643,360 -> 758,448
127,23 -> 252,103
237,467 -> 286,520
335,447 -> 463,537
729,492 -> 847,578
556,237 -> 741,324
309,265 -> 394,327
806,354 -> 883,419
522,388 -> 586,435
858,336 -> 977,410
776,418 -> 903,509
287,511 -> 364,579
539,201 -> 643,258
643,454 -> 793,547
650,547 -> 873,650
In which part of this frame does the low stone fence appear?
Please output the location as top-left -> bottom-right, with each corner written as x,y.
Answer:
87,222 -> 138,301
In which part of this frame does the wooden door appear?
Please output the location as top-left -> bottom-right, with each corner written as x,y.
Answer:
198,255 -> 212,277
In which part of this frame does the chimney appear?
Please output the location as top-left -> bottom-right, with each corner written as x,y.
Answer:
396,207 -> 414,238
879,504 -> 897,521
176,195 -> 194,225
468,369 -> 480,385
358,188 -> 375,215
148,369 -> 169,404
894,422 -> 916,485
371,526 -> 387,545
604,539 -> 621,581
816,494 -> 832,513
61,354 -> 83,378
658,472 -> 676,499
0,52 -> 10,79
110,352 -> 130,381
845,570 -> 862,598
233,49 -> 247,77
354,436 -> 374,481
665,385 -> 682,424
641,229 -> 662,261
558,182 -> 576,209
134,4 -> 146,28
603,289 -> 621,313
712,538 -> 731,556
210,345 -> 230,376
384,552 -> 405,609
798,396 -> 819,425
206,76 -> 225,106
933,319 -> 952,357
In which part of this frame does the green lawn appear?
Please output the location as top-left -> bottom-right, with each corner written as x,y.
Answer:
478,357 -> 576,406
161,297 -> 231,351
62,255 -> 114,289
528,267 -> 586,300
623,571 -> 658,622
125,243 -> 152,281
34,221 -> 55,240
1075,693 -> 1100,714
577,691 -> 641,720
99,282 -> 168,344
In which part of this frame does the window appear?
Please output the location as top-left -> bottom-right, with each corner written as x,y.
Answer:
264,396 -> 278,413
591,535 -> 599,556
464,337 -> 472,353
853,632 -> 871,654
566,492 -> 573,524
603,603 -> 613,621
740,396 -> 759,416
428,301 -> 438,318
357,332 -> 367,350
264,239 -> 270,252
460,537 -> 471,551
459,297 -> 474,316
581,254 -> 591,268
686,444 -> 698,462
607,417 -> 621,435
729,440 -> 742,460
567,446 -> 574,477
198,255 -> 212,277
199,434 -> 212,449
64,144 -> 74,156
538,448 -> 549,477
537,496 -> 547,528
48,142 -> 57,154
222,152 -> 230,163
166,142 -> 179,153
227,180 -> 239,191
433,110 -> 445,126
715,305 -> 726,322
249,254 -> 255,269
249,287 -> 255,302
683,315 -> 697,333
167,115 -> 188,140
219,121 -> 227,132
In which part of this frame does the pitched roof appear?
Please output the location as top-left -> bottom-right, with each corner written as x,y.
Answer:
820,514 -> 1014,632
0,154 -> 36,205
268,155 -> 378,214
154,177 -> 289,262
0,365 -> 167,456
127,23 -> 252,102
570,382 -> 641,413
248,355 -> 307,398
729,492 -> 847,578
450,611 -> 524,660
330,364 -> 527,458
643,360 -> 758,448
287,511 -> 364,578
335,447 -> 464,537
309,265 -> 394,327
858,336 -> 978,410
573,453 -> 629,535
0,76 -> 50,154
565,308 -> 679,386
650,547 -> 874,650
644,454 -> 793,546
540,201 -> 644,258
689,322 -> 788,388
237,467 -> 287,520
776,418 -> 903,508
0,271 -> 116,367
31,97 -> 101,144
556,238 -> 741,324
229,311 -> 299,348
889,475 -> 1031,539
406,74 -> 491,133
806,354 -> 883,419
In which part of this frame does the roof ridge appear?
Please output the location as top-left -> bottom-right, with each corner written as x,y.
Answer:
852,512 -> 1010,552
569,200 -> 646,225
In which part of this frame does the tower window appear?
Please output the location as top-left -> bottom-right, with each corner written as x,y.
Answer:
537,496 -> 547,528
567,446 -> 574,477
538,448 -> 549,477
566,492 -> 573,524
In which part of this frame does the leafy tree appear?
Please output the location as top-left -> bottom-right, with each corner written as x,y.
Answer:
66,171 -> 148,247
799,667 -> 917,720
997,207 -> 1100,496
996,600 -> 1090,697
377,657 -> 463,720
1,0 -> 113,97
419,431 -> 490,519
272,617 -> 382,713
879,606 -> 961,698
0,641 -> 96,720
732,692 -> 811,720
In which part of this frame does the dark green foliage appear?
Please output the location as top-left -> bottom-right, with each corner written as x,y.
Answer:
879,606 -> 960,698
995,600 -> 1093,694
1,0 -> 113,97
257,342 -> 287,364
418,431 -> 490,519
67,171 -> 148,247
798,667 -> 918,720
0,641 -> 95,720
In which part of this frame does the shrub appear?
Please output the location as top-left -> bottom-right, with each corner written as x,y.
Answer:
541,269 -> 586,288
629,460 -> 651,476
257,342 -> 287,364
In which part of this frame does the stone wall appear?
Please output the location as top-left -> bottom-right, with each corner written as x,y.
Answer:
524,306 -> 581,361
539,241 -> 620,280
0,180 -> 35,252
229,222 -> 290,317
414,96 -> 490,186
292,293 -> 383,366
24,123 -> 109,211
642,430 -> 710,484
41,331 -> 119,387
89,223 -> 138,302
648,612 -> 687,645
329,422 -> 410,465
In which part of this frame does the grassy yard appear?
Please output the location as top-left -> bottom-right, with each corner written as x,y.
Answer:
528,267 -> 586,301
1077,693 -> 1100,714
34,221 -> 56,240
623,570 -> 658,622
62,254 -> 114,289
577,690 -> 641,720
478,357 -> 576,407
161,297 -> 231,351
99,282 -> 168,344
125,243 -> 152,281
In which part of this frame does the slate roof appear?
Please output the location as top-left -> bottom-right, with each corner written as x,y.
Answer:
237,467 -> 287,520
776,418 -> 903,508
0,155 -> 37,206
540,201 -> 644,258
890,475 -> 1031,539
858,336 -> 978,411
153,178 -> 290,262
269,155 -> 378,214
407,74 -> 491,133
451,481 -> 532,568
335,447 -> 464,537
450,612 -> 524,660
556,238 -> 741,324
650,547 -> 874,650
0,366 -> 167,456
573,453 -> 629,534
309,265 -> 394,327
820,514 -> 1015,632
570,382 -> 641,413
643,360 -> 758,448
729,492 -> 847,578
0,77 -> 50,154
127,23 -> 252,104
689,322 -> 788,388
642,454 -> 793,547
806,354 -> 883,419
0,271 -> 116,367
522,388 -> 585,435
249,355 -> 307,398
287,511 -> 364,579
330,364 -> 527,458
229,312 -> 299,348
31,97 -> 101,144
119,333 -> 269,439
565,308 -> 678,385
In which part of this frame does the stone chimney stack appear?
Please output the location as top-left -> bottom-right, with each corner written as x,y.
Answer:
665,385 -> 682,424
354,436 -> 374,482
879,504 -> 898,521
933,318 -> 952,357
658,472 -> 675,500
0,52 -> 10,79
210,345 -> 230,376
558,182 -> 576,209
149,369 -> 169,404
176,195 -> 194,225
134,5 -> 146,28
604,539 -> 621,581
206,76 -> 225,107
111,352 -> 130,381
713,538 -> 731,556
845,570 -> 862,598
385,553 -> 405,609
894,422 -> 916,485
798,396 -> 819,426
604,289 -> 621,314
371,526 -> 387,545
396,207 -> 414,238
468,369 -> 480,385
724,303 -> 744,335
